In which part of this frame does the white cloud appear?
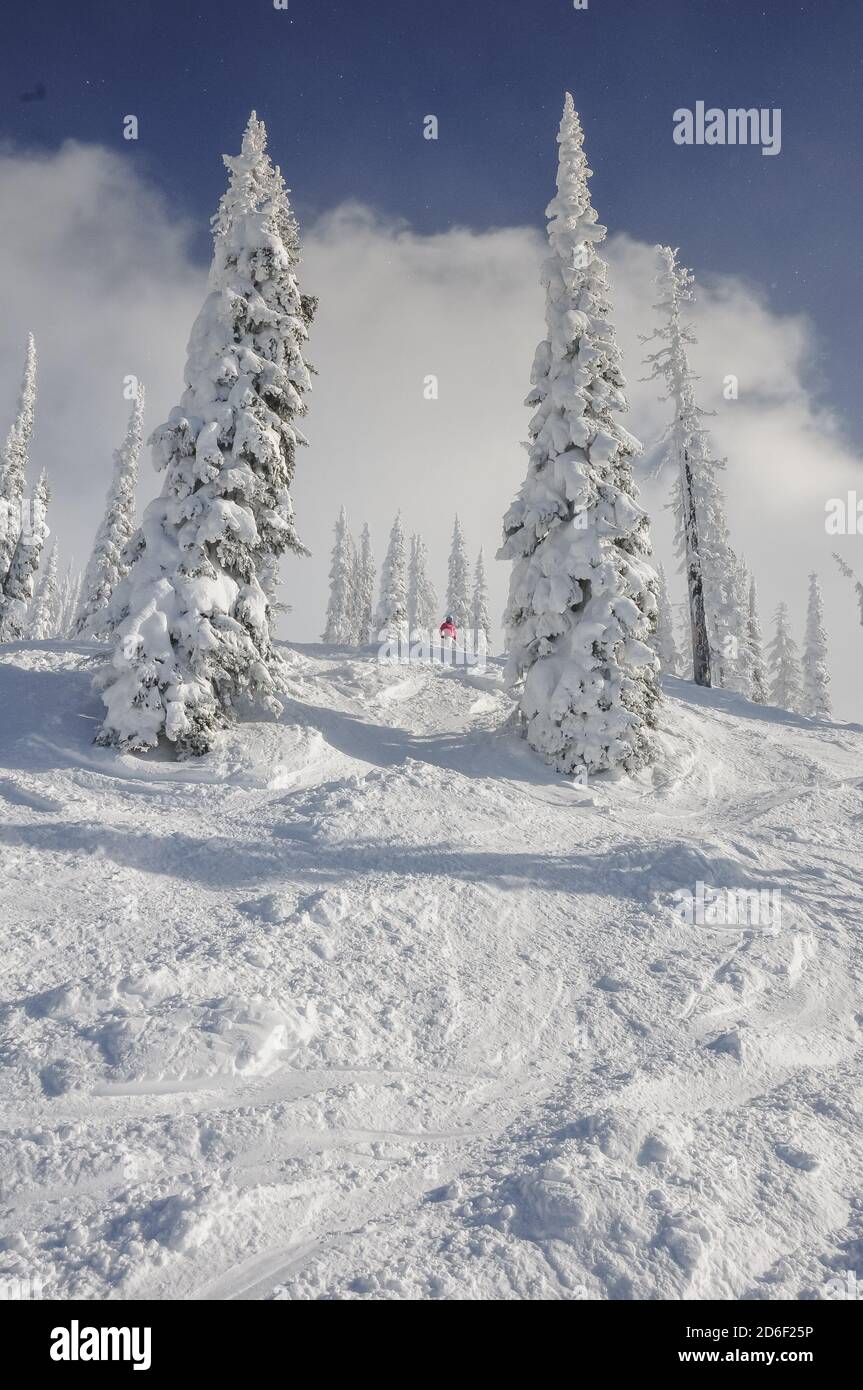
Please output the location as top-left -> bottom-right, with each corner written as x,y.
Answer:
0,142 -> 859,718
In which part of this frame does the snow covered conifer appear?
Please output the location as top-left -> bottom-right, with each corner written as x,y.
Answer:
471,547 -> 492,648
73,386 -> 144,638
652,562 -> 679,675
446,516 -> 470,629
58,562 -> 84,639
407,535 -> 418,633
407,532 -> 438,637
375,514 -> 408,642
97,113 -> 315,754
0,334 -> 37,588
746,573 -> 769,704
801,572 -> 831,718
322,506 -> 357,644
643,248 -> 749,694
675,600 -> 693,679
27,539 -> 61,639
354,523 -> 375,645
498,95 -> 660,777
0,469 -> 49,640
768,602 -> 802,712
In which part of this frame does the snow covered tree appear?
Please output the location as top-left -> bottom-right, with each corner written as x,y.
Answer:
58,562 -> 84,639
768,602 -> 802,712
375,513 -> 408,642
0,469 -> 49,640
97,113 -> 315,755
801,572 -> 831,718
322,506 -> 357,644
446,516 -> 470,629
643,247 -> 749,695
675,600 -> 693,679
833,552 -> 863,627
0,334 -> 37,590
407,532 -> 437,637
652,562 -> 680,675
746,573 -> 769,704
73,385 -> 145,638
406,534 -> 418,633
354,523 -> 375,645
471,547 -> 491,648
27,539 -> 61,639
498,94 -> 661,777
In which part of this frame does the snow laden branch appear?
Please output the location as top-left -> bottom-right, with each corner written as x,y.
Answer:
498,94 -> 661,777
833,551 -> 863,627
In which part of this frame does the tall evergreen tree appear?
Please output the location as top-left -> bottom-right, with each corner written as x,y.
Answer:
406,534 -> 419,633
354,523 -> 375,645
0,469 -> 49,640
746,573 -> 769,705
471,547 -> 492,648
322,506 -> 357,643
801,572 -> 831,718
768,602 -> 803,712
98,113 -> 315,754
73,386 -> 145,638
643,248 -> 749,695
652,562 -> 680,675
498,95 -> 660,777
675,600 -> 693,679
27,539 -> 61,639
446,516 -> 471,629
0,334 -> 37,590
375,514 -> 408,642
407,532 -> 437,637
58,562 -> 84,639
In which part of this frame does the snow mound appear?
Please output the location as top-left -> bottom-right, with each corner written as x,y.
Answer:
1,641 -> 861,1302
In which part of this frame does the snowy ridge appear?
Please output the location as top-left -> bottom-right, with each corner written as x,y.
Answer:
0,640 -> 861,1300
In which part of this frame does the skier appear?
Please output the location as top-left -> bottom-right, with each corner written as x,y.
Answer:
439,613 -> 457,644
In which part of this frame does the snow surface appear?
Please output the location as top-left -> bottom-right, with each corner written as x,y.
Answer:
0,638 -> 862,1300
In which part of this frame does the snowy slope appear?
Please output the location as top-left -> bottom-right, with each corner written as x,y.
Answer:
0,639 -> 861,1301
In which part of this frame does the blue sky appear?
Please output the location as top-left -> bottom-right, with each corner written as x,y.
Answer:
0,0 -> 860,715
2,0 -> 862,440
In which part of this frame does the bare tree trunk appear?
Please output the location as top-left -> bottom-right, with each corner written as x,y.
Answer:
682,450 -> 711,686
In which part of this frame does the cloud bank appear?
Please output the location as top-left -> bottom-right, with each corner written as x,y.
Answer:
0,140 -> 859,717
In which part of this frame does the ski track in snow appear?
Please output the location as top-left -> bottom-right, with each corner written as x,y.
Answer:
0,641 -> 861,1301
